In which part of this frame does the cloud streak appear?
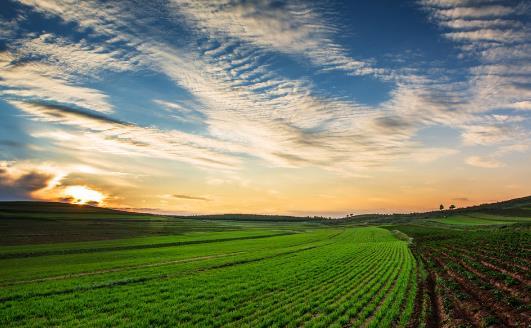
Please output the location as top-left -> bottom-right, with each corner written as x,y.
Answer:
173,194 -> 211,201
6,0 -> 528,177
465,155 -> 503,169
417,0 -> 531,150
0,0 -> 529,212
169,0 -> 379,76
7,100 -> 243,169
0,52 -> 114,113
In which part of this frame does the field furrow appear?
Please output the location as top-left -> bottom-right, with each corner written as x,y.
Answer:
0,227 -> 417,327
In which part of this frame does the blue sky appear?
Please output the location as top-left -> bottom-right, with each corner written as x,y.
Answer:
0,0 -> 530,214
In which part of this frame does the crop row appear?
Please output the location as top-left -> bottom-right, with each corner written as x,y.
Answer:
0,227 -> 415,327
396,224 -> 530,327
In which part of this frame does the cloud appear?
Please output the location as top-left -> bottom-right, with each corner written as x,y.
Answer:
441,19 -> 522,30
169,0 -> 379,76
418,0 -> 531,154
8,100 -> 243,170
5,0 -> 529,179
14,33 -> 138,75
13,172 -> 53,191
143,42 -> 420,171
506,101 -> 531,111
498,144 -> 528,154
433,5 -> 516,19
0,160 -> 126,204
465,143 -> 529,169
0,140 -> 24,148
0,52 -> 114,113
410,148 -> 458,163
154,100 -> 191,113
421,1 -> 502,8
461,125 -> 512,145
153,99 -> 206,124
113,207 -> 162,213
0,162 -> 55,200
9,101 -> 128,128
173,194 -> 211,201
373,116 -> 413,131
452,197 -> 470,202
0,0 -> 459,176
465,155 -> 503,168
445,29 -> 527,42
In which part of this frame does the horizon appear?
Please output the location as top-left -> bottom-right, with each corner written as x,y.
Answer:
1,0 -> 530,215
2,194 -> 529,218
111,193 -> 531,217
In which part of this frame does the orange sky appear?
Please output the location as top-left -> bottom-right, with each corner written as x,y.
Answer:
1,1 -> 530,215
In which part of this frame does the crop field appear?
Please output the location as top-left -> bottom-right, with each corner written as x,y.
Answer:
1,201 -> 530,327
395,224 -> 531,327
0,202 -> 325,245
0,202 -> 244,245
0,226 -> 417,327
430,213 -> 531,226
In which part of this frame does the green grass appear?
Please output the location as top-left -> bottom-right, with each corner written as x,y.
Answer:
429,213 -> 530,226
0,226 -> 416,327
467,212 -> 531,222
0,202 -> 324,245
1,201 -> 528,326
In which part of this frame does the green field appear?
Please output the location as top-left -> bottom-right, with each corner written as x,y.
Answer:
430,213 -> 531,225
0,200 -> 529,327
0,226 -> 416,327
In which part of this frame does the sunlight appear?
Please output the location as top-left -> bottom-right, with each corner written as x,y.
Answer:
63,185 -> 104,205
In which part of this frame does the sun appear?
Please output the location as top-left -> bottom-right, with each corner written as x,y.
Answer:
63,186 -> 105,205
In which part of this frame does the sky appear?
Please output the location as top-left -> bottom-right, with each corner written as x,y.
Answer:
0,0 -> 530,216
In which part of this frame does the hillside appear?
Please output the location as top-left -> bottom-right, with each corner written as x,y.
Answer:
177,213 -> 327,222
329,195 -> 531,225
0,201 -> 128,214
0,201 -> 233,245
450,195 -> 531,217
1,195 -> 530,228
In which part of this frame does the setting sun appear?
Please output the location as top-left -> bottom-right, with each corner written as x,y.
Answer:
63,186 -> 104,205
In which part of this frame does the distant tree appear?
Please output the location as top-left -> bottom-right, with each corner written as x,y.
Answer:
449,204 -> 456,210
439,204 -> 444,211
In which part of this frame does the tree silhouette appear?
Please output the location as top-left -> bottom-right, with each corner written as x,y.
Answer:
439,204 -> 444,211
449,204 -> 456,210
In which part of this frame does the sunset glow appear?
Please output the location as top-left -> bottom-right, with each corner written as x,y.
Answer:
0,2 -> 528,327
0,0 -> 529,215
63,186 -> 104,205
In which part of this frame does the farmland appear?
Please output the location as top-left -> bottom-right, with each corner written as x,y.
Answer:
0,226 -> 416,327
0,200 -> 530,327
394,225 -> 531,327
429,213 -> 531,226
0,202 -> 246,245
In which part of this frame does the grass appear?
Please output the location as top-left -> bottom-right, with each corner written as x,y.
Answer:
429,213 -> 531,225
1,201 -> 528,327
0,202 -> 328,246
0,226 -> 416,327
